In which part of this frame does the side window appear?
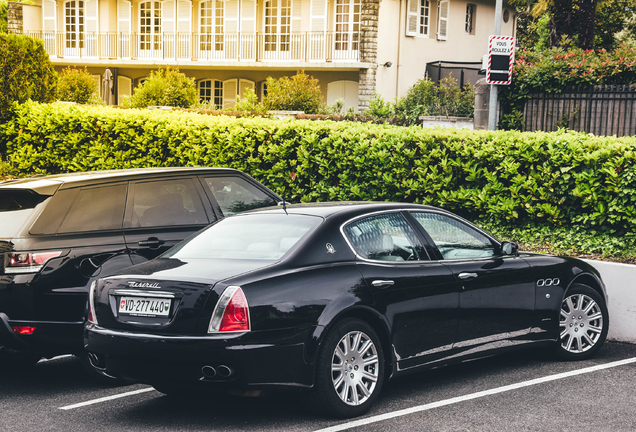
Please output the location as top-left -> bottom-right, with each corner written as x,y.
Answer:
203,176 -> 277,216
130,178 -> 208,227
344,213 -> 426,262
411,212 -> 495,259
58,184 -> 127,233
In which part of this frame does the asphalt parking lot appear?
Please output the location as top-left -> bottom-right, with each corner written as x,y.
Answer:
1,341 -> 635,432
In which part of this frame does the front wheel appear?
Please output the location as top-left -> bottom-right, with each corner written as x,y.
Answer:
556,284 -> 609,360
305,318 -> 385,418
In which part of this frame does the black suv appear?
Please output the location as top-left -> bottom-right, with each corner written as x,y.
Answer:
0,167 -> 280,370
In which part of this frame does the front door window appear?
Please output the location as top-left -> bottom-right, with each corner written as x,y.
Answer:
264,0 -> 291,53
64,0 -> 84,51
140,1 -> 162,52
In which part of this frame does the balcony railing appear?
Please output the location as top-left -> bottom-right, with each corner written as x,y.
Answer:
23,31 -> 361,63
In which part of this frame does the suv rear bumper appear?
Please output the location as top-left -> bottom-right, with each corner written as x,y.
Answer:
0,313 -> 85,356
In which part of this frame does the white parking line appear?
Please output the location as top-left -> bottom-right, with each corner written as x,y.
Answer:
313,357 -> 636,432
59,387 -> 156,410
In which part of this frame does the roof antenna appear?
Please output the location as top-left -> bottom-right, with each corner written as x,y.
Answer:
282,197 -> 288,215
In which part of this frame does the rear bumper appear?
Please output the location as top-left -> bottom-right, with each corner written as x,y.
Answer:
0,313 -> 84,356
84,324 -> 316,390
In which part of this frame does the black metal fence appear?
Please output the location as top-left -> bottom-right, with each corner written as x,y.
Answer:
521,85 -> 636,137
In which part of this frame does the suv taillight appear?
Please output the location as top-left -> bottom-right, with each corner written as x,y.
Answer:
5,251 -> 63,274
88,281 -> 98,325
208,286 -> 250,333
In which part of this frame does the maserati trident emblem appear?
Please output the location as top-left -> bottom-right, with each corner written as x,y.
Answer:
326,243 -> 336,254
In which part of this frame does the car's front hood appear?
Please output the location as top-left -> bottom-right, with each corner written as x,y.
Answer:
108,257 -> 277,285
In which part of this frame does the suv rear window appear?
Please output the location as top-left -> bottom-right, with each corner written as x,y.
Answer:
0,190 -> 49,239
202,177 -> 277,216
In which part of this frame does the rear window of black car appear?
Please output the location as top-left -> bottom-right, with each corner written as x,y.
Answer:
0,190 -> 49,238
163,213 -> 323,260
30,184 -> 127,234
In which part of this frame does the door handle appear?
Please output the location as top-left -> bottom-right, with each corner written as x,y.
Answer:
137,237 -> 166,248
372,280 -> 395,288
458,272 -> 478,280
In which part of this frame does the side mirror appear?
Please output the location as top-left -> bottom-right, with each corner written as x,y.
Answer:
500,241 -> 519,256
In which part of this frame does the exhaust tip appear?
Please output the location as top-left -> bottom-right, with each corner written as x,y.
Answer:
217,365 -> 233,378
201,365 -> 217,378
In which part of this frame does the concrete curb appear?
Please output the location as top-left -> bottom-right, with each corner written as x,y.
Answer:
582,259 -> 636,344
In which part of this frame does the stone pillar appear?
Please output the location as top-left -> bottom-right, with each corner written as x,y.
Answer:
474,78 -> 490,130
7,2 -> 24,34
358,0 -> 379,112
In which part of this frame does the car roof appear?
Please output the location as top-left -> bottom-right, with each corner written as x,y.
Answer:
0,167 -> 248,195
241,201 -> 441,218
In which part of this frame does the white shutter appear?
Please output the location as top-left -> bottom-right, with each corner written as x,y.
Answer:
42,0 -> 56,32
240,0 -> 256,32
225,0 -> 239,33
310,0 -> 326,32
85,0 -> 98,32
406,0 -> 418,36
177,0 -> 192,32
117,0 -> 131,33
163,1 -> 176,33
118,76 -> 132,104
238,79 -> 255,100
223,79 -> 238,108
437,0 -> 449,40
292,0 -> 301,32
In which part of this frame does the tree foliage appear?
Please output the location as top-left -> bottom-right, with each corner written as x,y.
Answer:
57,67 -> 99,104
0,33 -> 57,121
263,71 -> 323,114
128,67 -> 197,108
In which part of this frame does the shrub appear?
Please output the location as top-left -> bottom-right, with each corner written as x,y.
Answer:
129,67 -> 197,108
393,75 -> 474,125
57,67 -> 99,104
0,33 -> 57,121
264,71 -> 323,114
5,101 -> 636,242
234,88 -> 267,113
366,93 -> 393,118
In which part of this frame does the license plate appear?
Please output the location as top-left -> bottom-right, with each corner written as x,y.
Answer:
118,296 -> 171,317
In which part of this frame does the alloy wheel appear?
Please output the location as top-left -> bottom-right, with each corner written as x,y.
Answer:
330,330 -> 379,406
560,293 -> 604,353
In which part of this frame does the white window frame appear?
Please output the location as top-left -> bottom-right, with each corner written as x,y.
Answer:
64,0 -> 85,51
334,0 -> 361,52
406,0 -> 429,38
437,0 -> 449,41
263,0 -> 292,54
139,1 -> 162,52
198,79 -> 224,108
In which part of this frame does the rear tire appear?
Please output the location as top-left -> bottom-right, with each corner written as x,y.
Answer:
555,284 -> 609,360
304,318 -> 384,418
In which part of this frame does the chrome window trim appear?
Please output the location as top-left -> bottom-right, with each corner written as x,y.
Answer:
340,208 -> 504,265
339,209 -> 431,265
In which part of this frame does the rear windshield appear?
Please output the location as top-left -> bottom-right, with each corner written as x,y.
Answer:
163,213 -> 323,261
0,190 -> 49,238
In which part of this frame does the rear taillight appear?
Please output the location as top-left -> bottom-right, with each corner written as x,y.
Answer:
208,286 -> 250,333
5,251 -> 63,274
88,281 -> 98,325
13,326 -> 36,335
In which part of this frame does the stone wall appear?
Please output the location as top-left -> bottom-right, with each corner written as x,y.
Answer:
7,2 -> 23,34
358,0 -> 379,112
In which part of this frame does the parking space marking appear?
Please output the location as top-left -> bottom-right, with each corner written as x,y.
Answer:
313,357 -> 636,432
59,387 -> 156,410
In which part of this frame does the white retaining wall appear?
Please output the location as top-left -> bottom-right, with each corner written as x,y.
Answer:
583,259 -> 636,344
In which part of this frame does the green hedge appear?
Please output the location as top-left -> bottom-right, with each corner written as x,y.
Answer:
2,102 -> 636,239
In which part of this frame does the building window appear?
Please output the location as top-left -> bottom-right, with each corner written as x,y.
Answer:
465,4 -> 475,34
264,0 -> 291,52
140,1 -> 161,51
215,0 -> 224,50
200,1 -> 213,50
65,0 -> 84,49
199,80 -> 223,108
260,82 -> 268,102
335,0 -> 360,50
503,8 -> 510,23
419,0 -> 429,36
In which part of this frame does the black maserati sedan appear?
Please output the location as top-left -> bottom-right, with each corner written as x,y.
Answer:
85,202 -> 609,418
0,167 -> 280,373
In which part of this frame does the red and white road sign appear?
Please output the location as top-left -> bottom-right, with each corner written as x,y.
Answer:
487,35 -> 515,85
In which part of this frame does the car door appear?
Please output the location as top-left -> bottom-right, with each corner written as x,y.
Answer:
342,211 -> 460,372
409,211 -> 536,354
123,176 -> 216,263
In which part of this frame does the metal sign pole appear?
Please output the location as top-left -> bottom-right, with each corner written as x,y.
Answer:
488,0 -> 504,130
